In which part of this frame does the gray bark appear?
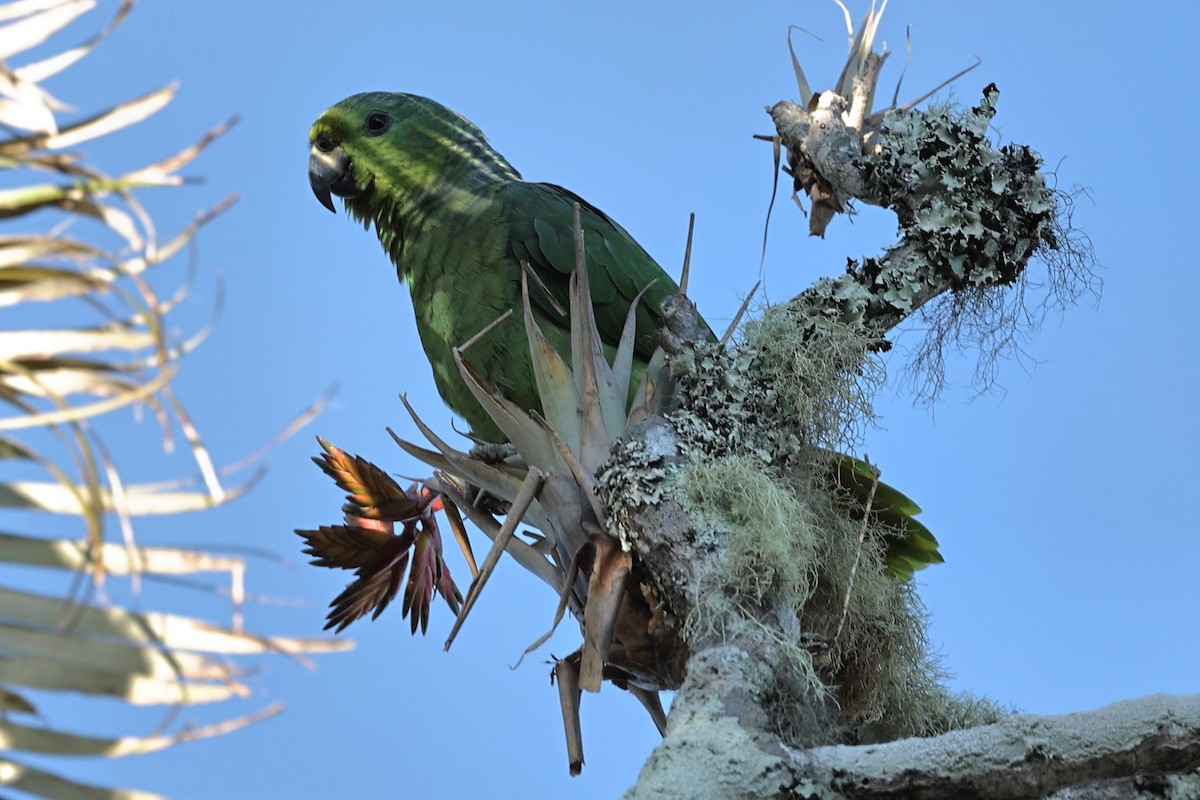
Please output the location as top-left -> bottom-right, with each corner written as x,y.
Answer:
626,680 -> 1200,799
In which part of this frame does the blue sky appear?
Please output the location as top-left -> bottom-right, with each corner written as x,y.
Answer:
22,1 -> 1199,797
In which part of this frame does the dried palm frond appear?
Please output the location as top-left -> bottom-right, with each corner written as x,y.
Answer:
0,4 -> 346,798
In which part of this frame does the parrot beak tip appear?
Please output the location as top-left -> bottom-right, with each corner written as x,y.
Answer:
310,172 -> 339,214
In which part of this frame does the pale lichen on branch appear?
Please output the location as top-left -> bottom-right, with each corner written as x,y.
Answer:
773,86 -> 1062,347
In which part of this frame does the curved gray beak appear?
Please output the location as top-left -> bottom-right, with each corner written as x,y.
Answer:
309,139 -> 357,213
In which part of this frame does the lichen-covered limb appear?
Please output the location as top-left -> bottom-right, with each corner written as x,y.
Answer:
771,86 -> 1058,342
604,385 -> 1197,796
799,693 -> 1200,799
624,650 -> 1200,800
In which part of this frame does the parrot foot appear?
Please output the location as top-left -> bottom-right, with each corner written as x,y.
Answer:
470,488 -> 511,517
462,443 -> 522,516
467,442 -> 518,464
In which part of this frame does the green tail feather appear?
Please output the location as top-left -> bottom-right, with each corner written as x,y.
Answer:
833,455 -> 943,579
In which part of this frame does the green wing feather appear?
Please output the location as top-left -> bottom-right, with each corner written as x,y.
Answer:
501,181 -> 703,356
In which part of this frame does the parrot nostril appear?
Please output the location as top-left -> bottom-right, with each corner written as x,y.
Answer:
314,135 -> 336,153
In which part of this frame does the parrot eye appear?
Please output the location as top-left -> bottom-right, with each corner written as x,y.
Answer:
364,112 -> 392,136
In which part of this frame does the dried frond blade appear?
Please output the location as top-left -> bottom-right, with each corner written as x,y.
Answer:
0,93 -> 56,134
0,702 -> 283,756
0,685 -> 36,715
0,0 -> 91,63
0,651 -> 246,705
220,384 -> 335,477
0,754 -> 172,800
135,194 -> 238,271
0,476 -> 249,515
13,1 -> 133,85
0,235 -> 101,268
0,180 -> 81,216
123,115 -> 238,186
0,326 -> 155,360
0,530 -> 243,576
0,1 -> 85,25
62,195 -> 143,251
0,360 -> 173,430
0,584 -> 345,657
0,358 -> 136,399
0,266 -> 108,306
0,617 -> 221,680
0,84 -> 175,155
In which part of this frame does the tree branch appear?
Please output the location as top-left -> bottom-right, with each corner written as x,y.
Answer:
770,85 -> 1058,347
625,652 -> 1200,800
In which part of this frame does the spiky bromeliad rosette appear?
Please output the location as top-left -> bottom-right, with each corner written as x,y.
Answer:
297,215 -> 947,771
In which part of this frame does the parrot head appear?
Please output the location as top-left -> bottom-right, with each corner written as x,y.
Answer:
308,92 -> 518,226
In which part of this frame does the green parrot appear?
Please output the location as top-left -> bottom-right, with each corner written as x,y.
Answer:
307,92 -> 941,579
308,92 -> 667,445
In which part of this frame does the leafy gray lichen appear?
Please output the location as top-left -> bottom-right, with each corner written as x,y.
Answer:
776,85 -> 1095,403
780,87 -> 1072,361
868,87 -> 1056,295
595,423 -> 674,550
